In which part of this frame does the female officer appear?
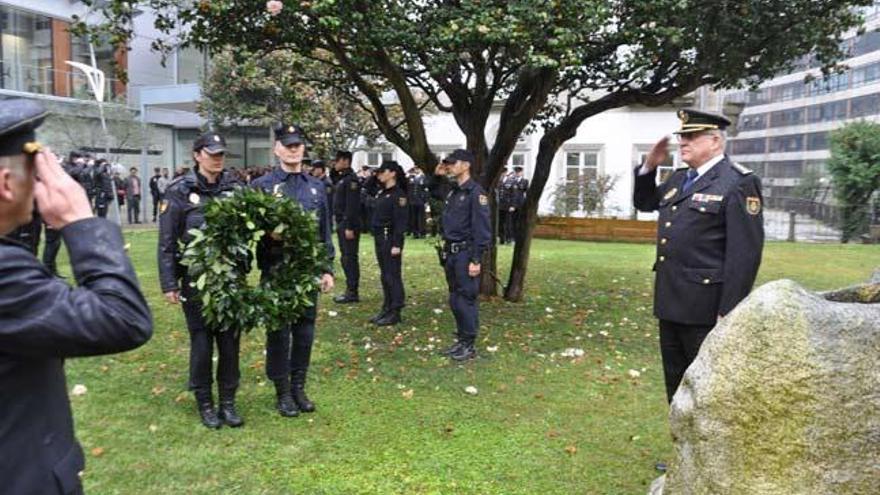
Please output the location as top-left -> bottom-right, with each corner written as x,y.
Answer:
369,160 -> 409,326
158,132 -> 244,429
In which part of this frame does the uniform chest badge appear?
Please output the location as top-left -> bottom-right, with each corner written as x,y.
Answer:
663,188 -> 678,201
310,187 -> 317,195
398,196 -> 407,207
459,194 -> 466,202
189,192 -> 200,205
273,184 -> 284,198
478,194 -> 488,206
747,196 -> 762,215
159,200 -> 168,214
350,181 -> 358,191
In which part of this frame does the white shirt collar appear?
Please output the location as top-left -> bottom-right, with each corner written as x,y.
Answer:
691,154 -> 725,178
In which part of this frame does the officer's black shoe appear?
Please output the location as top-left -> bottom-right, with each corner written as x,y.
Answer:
374,310 -> 401,326
197,402 -> 222,429
654,462 -> 668,473
368,308 -> 390,323
333,293 -> 360,304
275,392 -> 300,417
440,340 -> 463,356
291,370 -> 316,413
218,400 -> 244,428
449,341 -> 477,361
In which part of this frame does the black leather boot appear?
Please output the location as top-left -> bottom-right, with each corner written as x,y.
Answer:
368,307 -> 390,323
375,309 -> 401,326
449,340 -> 477,361
218,390 -> 244,428
274,380 -> 299,417
291,369 -> 315,413
195,393 -> 222,429
333,292 -> 360,303
440,340 -> 463,356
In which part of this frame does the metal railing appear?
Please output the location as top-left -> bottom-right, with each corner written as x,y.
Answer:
0,62 -> 124,101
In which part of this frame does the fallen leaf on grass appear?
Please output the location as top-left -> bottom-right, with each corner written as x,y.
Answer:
402,389 -> 414,399
91,447 -> 105,457
564,445 -> 577,455
71,384 -> 88,396
464,386 -> 478,395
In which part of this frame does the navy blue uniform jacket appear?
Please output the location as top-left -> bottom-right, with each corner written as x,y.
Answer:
0,218 -> 152,494
633,157 -> 764,325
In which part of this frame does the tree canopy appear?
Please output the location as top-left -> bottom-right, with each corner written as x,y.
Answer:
827,121 -> 880,242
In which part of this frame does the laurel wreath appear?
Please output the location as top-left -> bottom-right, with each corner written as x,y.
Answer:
181,188 -> 328,333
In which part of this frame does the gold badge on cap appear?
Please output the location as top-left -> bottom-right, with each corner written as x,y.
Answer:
663,187 -> 678,200
398,197 -> 407,207
213,135 -> 220,142
189,193 -> 200,205
747,196 -> 762,215
678,110 -> 689,123
288,126 -> 294,133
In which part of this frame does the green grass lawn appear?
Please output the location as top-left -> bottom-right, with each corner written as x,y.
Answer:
57,231 -> 879,495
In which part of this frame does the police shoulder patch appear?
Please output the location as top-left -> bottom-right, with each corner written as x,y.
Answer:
732,162 -> 754,175
398,196 -> 407,207
478,194 -> 488,206
746,196 -> 761,215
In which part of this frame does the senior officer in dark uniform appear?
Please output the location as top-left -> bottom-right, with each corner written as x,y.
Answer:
158,132 -> 245,429
332,150 -> 363,303
251,123 -> 335,417
369,161 -> 410,326
431,149 -> 492,361
0,99 -> 152,494
634,109 -> 764,404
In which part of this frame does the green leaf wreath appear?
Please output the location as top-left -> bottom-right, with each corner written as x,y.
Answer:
181,188 -> 328,333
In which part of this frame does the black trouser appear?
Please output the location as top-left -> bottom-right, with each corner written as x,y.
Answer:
409,204 -> 425,237
498,208 -> 511,243
96,200 -> 108,218
266,302 -> 318,382
335,224 -> 360,295
181,295 -> 241,401
373,231 -> 404,311
658,319 -> 713,403
127,195 -> 141,223
152,193 -> 161,220
444,247 -> 479,342
42,226 -> 62,275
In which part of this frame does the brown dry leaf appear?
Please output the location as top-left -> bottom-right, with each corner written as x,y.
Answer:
151,385 -> 166,396
515,375 -> 526,384
546,430 -> 560,438
100,365 -> 110,373
91,447 -> 105,457
401,389 -> 414,400
534,393 -> 544,400
564,445 -> 577,455
174,393 -> 188,404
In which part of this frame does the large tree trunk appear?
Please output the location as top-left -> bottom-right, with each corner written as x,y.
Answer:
504,128 -> 571,301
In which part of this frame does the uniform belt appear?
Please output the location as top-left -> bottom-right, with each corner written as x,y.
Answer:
444,240 -> 469,253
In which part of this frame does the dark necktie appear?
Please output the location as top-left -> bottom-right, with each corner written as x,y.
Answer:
682,169 -> 699,192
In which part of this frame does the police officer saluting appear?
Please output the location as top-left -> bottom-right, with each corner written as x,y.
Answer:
159,132 -> 245,429
432,149 -> 492,361
252,123 -> 335,417
0,99 -> 152,493
332,150 -> 363,304
370,161 -> 410,326
634,109 -> 764,404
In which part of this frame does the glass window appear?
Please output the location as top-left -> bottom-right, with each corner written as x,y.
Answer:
366,151 -> 393,166
177,46 -> 206,84
853,62 -> 880,87
0,6 -> 54,94
70,34 -> 117,98
806,131 -> 829,151
850,94 -> 880,118
807,100 -> 847,123
853,30 -> 880,57
769,108 -> 804,128
637,149 -> 676,184
562,149 -> 601,212
738,113 -> 767,131
764,160 -> 803,179
768,135 -> 804,153
731,138 -> 766,155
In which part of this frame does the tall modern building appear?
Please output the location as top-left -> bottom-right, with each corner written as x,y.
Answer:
726,3 -> 880,201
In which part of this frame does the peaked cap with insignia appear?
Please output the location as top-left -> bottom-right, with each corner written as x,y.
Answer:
193,132 -> 227,154
674,108 -> 731,134
0,99 -> 47,157
273,123 -> 307,146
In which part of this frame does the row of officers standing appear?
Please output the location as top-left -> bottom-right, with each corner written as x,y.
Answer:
158,125 -> 492,429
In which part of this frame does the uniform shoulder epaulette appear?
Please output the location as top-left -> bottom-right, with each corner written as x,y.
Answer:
732,162 -> 754,175
675,165 -> 689,171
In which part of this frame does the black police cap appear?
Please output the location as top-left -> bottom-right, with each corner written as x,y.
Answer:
334,150 -> 352,161
274,123 -> 306,146
441,149 -> 475,164
376,160 -> 402,173
0,99 -> 47,157
193,132 -> 227,154
674,108 -> 731,134
513,166 -> 524,172
312,160 -> 326,170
